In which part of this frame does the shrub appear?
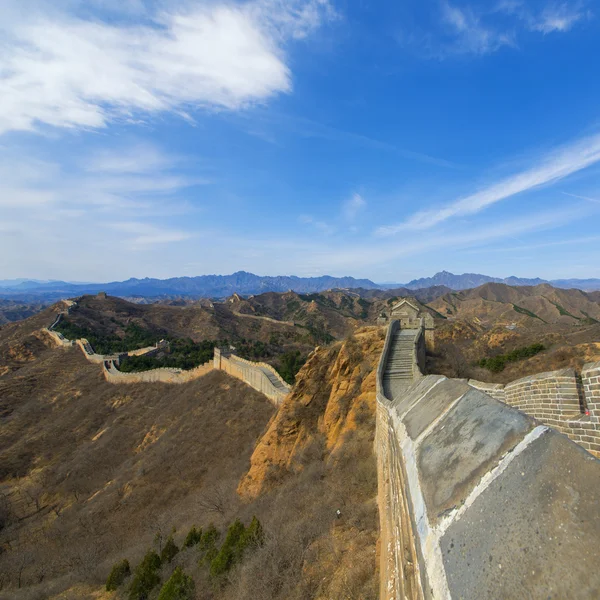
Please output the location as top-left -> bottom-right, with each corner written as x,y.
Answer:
479,343 -> 545,372
199,524 -> 220,565
209,517 -> 264,580
157,567 -> 195,600
210,519 -> 246,579
128,551 -> 161,600
161,536 -> 179,564
106,559 -> 131,591
183,526 -> 202,548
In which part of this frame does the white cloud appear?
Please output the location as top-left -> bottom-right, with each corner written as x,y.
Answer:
0,141 -> 200,264
496,0 -> 589,34
377,132 -> 600,234
530,3 -> 586,33
441,1 -> 515,55
109,221 -> 192,247
408,1 -> 592,59
85,144 -> 177,175
299,214 -> 336,235
343,192 -> 366,220
0,0 -> 333,134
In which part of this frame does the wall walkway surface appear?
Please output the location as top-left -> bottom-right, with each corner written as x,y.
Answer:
376,319 -> 600,599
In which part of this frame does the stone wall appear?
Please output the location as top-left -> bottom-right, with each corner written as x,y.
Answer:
376,320 -> 600,599
43,328 -> 75,348
41,303 -> 288,401
103,359 -> 213,384
213,348 -> 290,407
469,366 -> 600,457
375,320 -> 423,600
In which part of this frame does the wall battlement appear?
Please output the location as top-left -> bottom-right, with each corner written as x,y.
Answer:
469,363 -> 600,457
213,348 -> 290,406
376,319 -> 600,599
103,359 -> 213,384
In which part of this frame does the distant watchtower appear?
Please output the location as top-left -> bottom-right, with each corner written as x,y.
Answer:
385,298 -> 436,350
97,291 -> 107,300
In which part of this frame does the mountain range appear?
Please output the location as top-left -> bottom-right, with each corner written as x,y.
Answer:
403,271 -> 600,291
1,270 -> 600,300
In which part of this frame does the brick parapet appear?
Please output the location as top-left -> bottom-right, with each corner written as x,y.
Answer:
214,352 -> 289,407
103,360 -> 213,384
470,367 -> 600,457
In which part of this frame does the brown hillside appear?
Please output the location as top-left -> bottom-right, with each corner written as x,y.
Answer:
0,308 -> 381,599
427,283 -> 600,383
0,342 -> 275,596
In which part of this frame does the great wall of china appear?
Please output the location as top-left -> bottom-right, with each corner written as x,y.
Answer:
42,299 -> 290,406
41,295 -> 600,597
376,317 -> 600,599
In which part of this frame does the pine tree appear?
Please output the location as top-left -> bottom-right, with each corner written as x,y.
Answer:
157,567 -> 195,600
128,551 -> 161,600
106,558 -> 130,591
161,536 -> 179,564
183,526 -> 202,548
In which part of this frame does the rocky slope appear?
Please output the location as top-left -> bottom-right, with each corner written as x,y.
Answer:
0,307 -> 382,599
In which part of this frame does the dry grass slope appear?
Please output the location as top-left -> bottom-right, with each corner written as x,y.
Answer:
0,308 -> 382,600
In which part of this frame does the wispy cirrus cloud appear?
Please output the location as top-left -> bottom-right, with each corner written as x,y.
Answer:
343,192 -> 366,221
0,0 -> 334,135
440,1 -> 515,56
109,221 -> 192,247
530,3 -> 588,33
498,1 -> 590,34
377,132 -> 600,234
402,1 -> 592,59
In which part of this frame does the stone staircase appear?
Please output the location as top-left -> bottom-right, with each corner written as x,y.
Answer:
383,329 -> 419,400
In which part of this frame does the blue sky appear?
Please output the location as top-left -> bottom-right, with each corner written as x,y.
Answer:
1,0 -> 600,283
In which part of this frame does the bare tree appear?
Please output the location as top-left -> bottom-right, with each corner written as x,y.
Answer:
444,344 -> 470,378
197,482 -> 230,516
13,549 -> 34,589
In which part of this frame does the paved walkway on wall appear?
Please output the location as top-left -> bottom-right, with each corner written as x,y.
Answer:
377,321 -> 600,600
383,328 -> 419,400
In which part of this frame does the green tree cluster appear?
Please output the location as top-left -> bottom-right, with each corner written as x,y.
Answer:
54,320 -> 161,354
120,338 -> 223,372
128,550 -> 162,600
209,517 -> 264,580
106,559 -> 130,591
277,350 -> 307,384
479,343 -> 545,373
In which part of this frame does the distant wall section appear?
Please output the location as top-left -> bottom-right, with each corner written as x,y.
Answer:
103,360 -> 213,384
